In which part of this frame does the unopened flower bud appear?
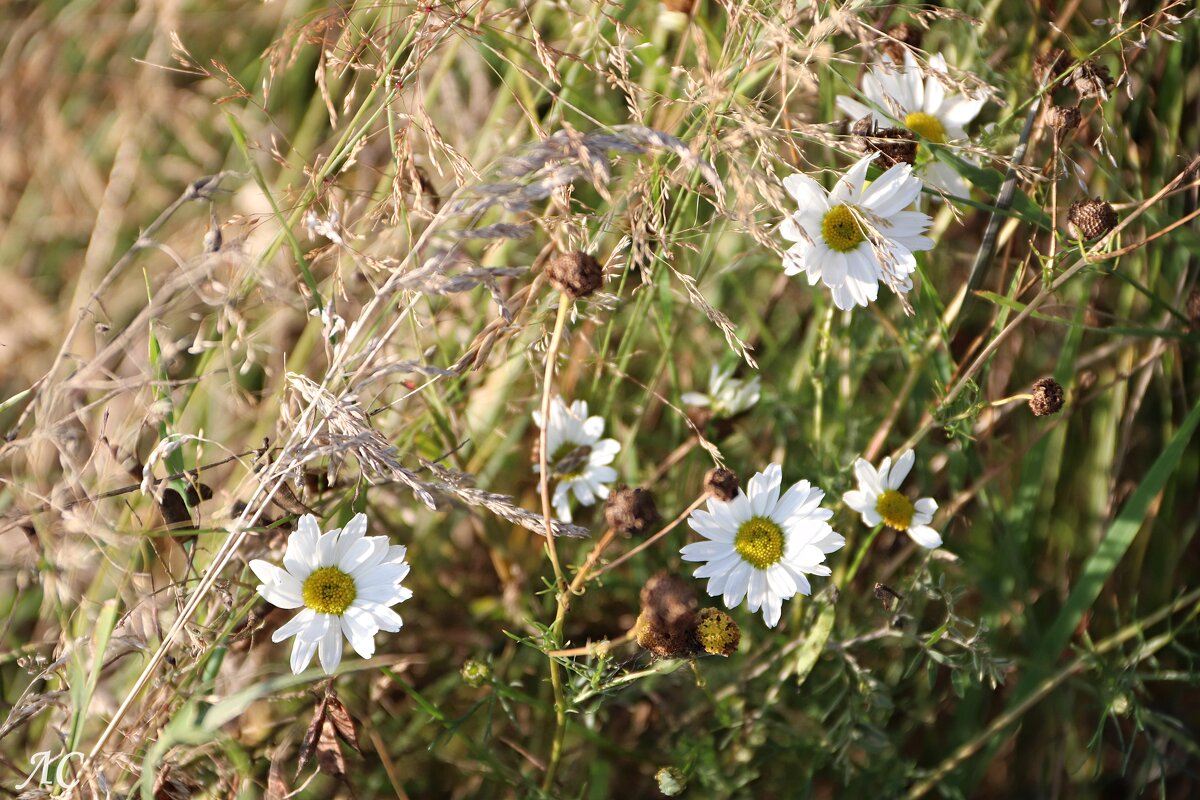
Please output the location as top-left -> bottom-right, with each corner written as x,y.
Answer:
694,608 -> 740,657
656,767 -> 688,796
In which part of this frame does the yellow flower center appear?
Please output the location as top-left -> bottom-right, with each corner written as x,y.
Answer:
821,204 -> 867,253
302,566 -> 357,615
875,490 -> 915,531
695,608 -> 740,657
904,112 -> 947,144
734,516 -> 785,570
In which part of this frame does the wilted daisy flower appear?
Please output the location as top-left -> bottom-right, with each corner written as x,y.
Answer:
842,450 -> 942,549
680,464 -> 844,627
837,51 -> 986,199
682,365 -> 761,419
249,513 -> 412,675
533,396 -> 620,522
780,153 -> 932,310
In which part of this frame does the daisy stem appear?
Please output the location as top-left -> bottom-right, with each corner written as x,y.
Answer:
538,294 -> 572,793
840,524 -> 884,590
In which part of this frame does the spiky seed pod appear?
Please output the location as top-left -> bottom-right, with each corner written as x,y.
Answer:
547,250 -> 603,299
1072,59 -> 1114,100
694,608 -> 740,656
1067,198 -> 1118,240
703,467 -> 739,501
604,486 -> 659,535
636,573 -> 700,659
1046,105 -> 1081,132
1029,377 -> 1065,417
1033,48 -> 1068,89
1187,290 -> 1200,332
881,23 -> 923,63
861,127 -> 917,168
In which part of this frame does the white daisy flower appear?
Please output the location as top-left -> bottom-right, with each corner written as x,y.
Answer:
836,51 -> 986,199
682,365 -> 761,419
249,513 -> 412,675
680,464 -> 844,628
842,450 -> 942,549
780,153 -> 933,310
533,396 -> 620,522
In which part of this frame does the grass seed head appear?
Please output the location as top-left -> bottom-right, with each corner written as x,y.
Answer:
548,250 -> 604,299
1029,377 -> 1065,417
1067,198 -> 1118,240
605,485 -> 660,535
704,467 -> 739,501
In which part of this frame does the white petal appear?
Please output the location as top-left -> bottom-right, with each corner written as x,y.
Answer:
889,450 -> 915,489
318,623 -> 343,674
258,573 -> 304,609
762,595 -> 783,628
290,637 -> 317,675
272,608 -> 317,643
782,172 -> 829,211
747,464 -> 782,517
853,458 -> 883,495
830,154 -> 876,206
722,561 -> 753,608
341,605 -> 379,659
915,497 -> 938,515
908,525 -> 943,549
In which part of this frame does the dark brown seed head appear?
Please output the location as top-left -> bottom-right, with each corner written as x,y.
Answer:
850,115 -> 875,138
1187,290 -> 1200,332
636,573 -> 700,658
605,486 -> 659,536
1046,105 -> 1081,132
1067,198 -> 1118,240
860,126 -> 918,168
1029,377 -> 1065,417
548,250 -> 604,299
704,467 -> 739,502
1033,48 -> 1069,89
1071,59 -> 1114,100
881,23 -> 923,63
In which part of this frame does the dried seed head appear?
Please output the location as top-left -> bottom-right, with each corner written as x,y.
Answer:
636,573 -> 700,658
548,250 -> 604,299
1071,59 -> 1114,100
881,23 -> 923,64
604,485 -> 659,535
850,115 -> 875,138
1046,105 -> 1081,131
1067,198 -> 1118,240
694,607 -> 740,657
1187,290 -> 1200,332
1033,48 -> 1068,89
860,126 -> 917,168
704,467 -> 739,501
1029,377 -> 1065,417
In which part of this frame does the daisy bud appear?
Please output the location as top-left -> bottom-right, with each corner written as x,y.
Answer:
461,659 -> 491,688
703,467 -> 739,501
1071,59 -> 1114,100
548,250 -> 604,299
656,767 -> 687,796
881,23 -> 922,64
1067,198 -> 1118,240
1029,377 -> 1065,417
636,573 -> 699,659
604,486 -> 659,536
694,608 -> 740,657
1033,48 -> 1068,89
1046,105 -> 1081,132
860,127 -> 917,168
